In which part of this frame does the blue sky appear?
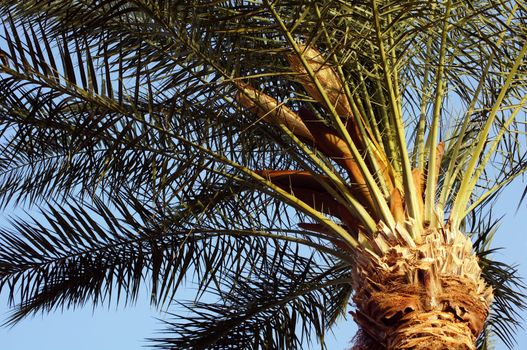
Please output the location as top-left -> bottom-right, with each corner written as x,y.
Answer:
1,180 -> 526,349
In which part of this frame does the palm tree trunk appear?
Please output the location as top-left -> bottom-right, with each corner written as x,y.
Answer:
350,225 -> 493,349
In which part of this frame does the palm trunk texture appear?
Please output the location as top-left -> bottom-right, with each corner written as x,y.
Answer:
351,226 -> 493,349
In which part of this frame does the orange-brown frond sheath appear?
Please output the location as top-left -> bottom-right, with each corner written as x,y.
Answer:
287,45 -> 353,118
295,111 -> 374,208
389,187 -> 405,223
299,108 -> 365,151
288,187 -> 342,217
258,170 -> 342,216
258,169 -> 369,217
235,82 -> 314,141
262,169 -> 365,231
297,109 -> 361,164
337,204 -> 363,231
412,168 -> 425,217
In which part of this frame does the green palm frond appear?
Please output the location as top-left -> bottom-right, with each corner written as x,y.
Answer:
152,257 -> 352,350
471,216 -> 527,349
0,189 -> 348,325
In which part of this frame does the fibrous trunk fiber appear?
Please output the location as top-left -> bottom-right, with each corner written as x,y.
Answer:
350,225 -> 493,350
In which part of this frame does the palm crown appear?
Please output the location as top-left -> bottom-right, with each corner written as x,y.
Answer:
0,1 -> 526,349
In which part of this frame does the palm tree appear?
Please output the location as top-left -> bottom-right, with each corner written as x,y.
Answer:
0,0 -> 526,349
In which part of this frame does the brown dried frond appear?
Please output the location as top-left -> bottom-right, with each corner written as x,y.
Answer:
287,45 -> 353,118
389,187 -> 405,223
235,82 -> 313,141
412,169 -> 424,217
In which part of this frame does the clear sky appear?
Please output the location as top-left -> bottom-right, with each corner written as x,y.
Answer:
1,180 -> 526,350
